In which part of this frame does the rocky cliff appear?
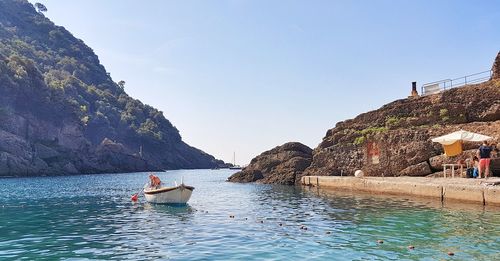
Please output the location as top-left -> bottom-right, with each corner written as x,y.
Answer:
229,52 -> 500,184
0,0 -> 225,176
227,142 -> 312,185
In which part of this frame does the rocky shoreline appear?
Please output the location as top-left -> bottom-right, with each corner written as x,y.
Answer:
227,142 -> 312,185
0,1 -> 228,176
229,52 -> 500,184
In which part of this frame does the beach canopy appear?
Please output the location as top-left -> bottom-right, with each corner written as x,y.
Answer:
431,130 -> 492,156
431,130 -> 492,145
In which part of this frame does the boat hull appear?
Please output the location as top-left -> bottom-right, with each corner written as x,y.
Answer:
144,185 -> 194,204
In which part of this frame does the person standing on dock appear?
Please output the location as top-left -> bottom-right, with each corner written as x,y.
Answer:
477,141 -> 493,178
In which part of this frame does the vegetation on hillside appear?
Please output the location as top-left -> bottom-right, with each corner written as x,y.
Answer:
0,0 -> 178,145
0,0 -> 221,172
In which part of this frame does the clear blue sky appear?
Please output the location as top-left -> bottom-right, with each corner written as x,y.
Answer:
32,0 -> 499,165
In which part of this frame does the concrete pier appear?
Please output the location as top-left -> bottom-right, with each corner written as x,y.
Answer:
301,176 -> 500,206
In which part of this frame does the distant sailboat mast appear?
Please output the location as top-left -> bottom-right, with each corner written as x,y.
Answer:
229,151 -> 242,170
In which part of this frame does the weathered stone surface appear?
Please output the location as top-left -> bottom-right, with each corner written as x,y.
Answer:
34,143 -> 60,159
426,171 -> 444,178
303,176 -> 500,205
62,162 -> 78,174
0,129 -> 32,159
0,1 -> 227,177
428,149 -> 477,171
228,142 -> 312,185
443,184 -> 484,204
305,77 -> 500,177
92,138 -> 150,173
227,169 -> 264,183
302,76 -> 500,179
484,187 -> 500,205
238,71 -> 499,184
399,162 -> 432,177
492,158 -> 500,175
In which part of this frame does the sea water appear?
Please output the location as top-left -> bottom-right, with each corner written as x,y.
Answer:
0,169 -> 499,260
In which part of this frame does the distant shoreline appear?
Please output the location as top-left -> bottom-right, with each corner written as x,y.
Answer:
0,168 -> 238,179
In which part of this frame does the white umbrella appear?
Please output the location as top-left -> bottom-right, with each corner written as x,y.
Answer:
431,130 -> 492,145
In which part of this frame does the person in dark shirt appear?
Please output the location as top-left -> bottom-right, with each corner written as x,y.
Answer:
477,141 -> 493,178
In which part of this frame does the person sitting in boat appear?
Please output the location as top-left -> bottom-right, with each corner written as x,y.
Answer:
149,174 -> 162,189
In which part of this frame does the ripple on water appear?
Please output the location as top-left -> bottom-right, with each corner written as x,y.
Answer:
0,170 -> 499,260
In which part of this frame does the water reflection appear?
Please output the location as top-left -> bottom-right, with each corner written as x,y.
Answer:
1,170 -> 499,260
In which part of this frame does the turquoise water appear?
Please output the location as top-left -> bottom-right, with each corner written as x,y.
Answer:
0,170 -> 499,260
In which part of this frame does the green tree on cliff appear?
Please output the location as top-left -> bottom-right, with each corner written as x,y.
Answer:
118,80 -> 125,89
34,3 -> 47,13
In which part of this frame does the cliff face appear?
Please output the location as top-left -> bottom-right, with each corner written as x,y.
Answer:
228,142 -> 312,185
229,52 -> 500,184
0,0 -> 224,176
304,79 -> 500,178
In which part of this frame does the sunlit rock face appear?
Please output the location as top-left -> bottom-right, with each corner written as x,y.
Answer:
230,53 -> 500,183
228,142 -> 313,185
0,0 -> 224,176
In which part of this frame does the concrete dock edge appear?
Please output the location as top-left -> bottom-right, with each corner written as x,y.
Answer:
301,176 -> 500,206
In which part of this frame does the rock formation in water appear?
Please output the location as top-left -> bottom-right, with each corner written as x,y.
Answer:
229,52 -> 500,184
227,142 -> 312,185
0,0 -> 226,176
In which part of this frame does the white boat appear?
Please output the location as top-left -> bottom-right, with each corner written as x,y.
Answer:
143,183 -> 194,204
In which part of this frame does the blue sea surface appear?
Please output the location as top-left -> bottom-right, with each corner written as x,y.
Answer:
0,169 -> 499,260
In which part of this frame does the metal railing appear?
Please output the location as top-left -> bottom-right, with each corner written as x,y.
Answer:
421,70 -> 492,96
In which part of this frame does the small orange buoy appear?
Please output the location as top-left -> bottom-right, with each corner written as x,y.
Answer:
131,193 -> 138,202
448,252 -> 454,256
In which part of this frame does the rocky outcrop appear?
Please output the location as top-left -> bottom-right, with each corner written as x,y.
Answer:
399,162 -> 432,177
303,52 -> 500,178
228,142 -> 312,185
304,115 -> 500,178
0,1 -> 226,176
232,53 -> 500,184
